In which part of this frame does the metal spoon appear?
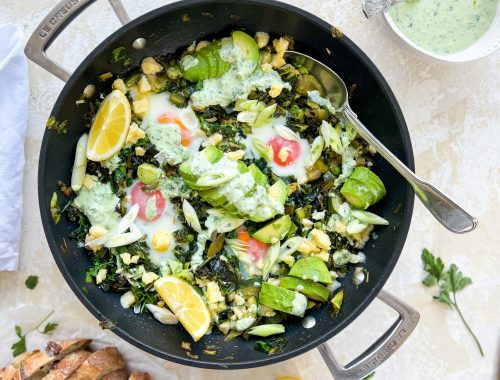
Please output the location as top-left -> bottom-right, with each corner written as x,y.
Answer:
285,51 -> 478,233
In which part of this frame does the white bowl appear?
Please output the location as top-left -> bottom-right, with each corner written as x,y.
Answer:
380,2 -> 500,63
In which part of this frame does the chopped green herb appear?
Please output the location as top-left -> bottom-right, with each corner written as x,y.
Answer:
109,47 -> 126,63
41,322 -> 58,334
50,192 -> 61,224
330,288 -> 343,317
254,337 -> 288,355
46,116 -> 68,135
99,319 -> 118,330
11,326 -> 26,357
98,72 -> 113,82
421,248 -> 483,356
362,372 -> 376,380
123,57 -> 132,68
10,310 -> 57,357
25,275 -> 39,290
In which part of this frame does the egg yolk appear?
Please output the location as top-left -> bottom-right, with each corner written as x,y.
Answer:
268,136 -> 301,166
131,181 -> 166,221
157,113 -> 191,147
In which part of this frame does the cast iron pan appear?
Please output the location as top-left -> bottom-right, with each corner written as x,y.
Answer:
35,0 -> 414,369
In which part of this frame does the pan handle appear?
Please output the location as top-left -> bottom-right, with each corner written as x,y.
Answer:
318,290 -> 420,380
24,0 -> 130,82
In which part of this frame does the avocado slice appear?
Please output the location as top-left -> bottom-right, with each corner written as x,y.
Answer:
252,215 -> 292,244
340,167 -> 386,210
268,180 -> 287,204
181,41 -> 231,82
259,282 -> 307,317
231,31 -> 259,76
137,163 -> 164,185
289,257 -> 332,284
247,163 -> 267,187
179,145 -> 224,190
280,276 -> 330,302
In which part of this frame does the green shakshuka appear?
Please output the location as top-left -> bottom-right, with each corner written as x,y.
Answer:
55,31 -> 389,347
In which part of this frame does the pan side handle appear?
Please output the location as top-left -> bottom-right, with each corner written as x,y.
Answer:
24,0 -> 130,82
318,290 -> 420,380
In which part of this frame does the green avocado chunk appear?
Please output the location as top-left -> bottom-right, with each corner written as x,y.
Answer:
289,257 -> 332,284
268,179 -> 288,204
180,41 -> 231,82
137,163 -> 164,185
231,31 -> 260,76
340,167 -> 386,210
252,215 -> 292,244
279,276 -> 330,302
259,282 -> 307,317
179,145 -> 224,190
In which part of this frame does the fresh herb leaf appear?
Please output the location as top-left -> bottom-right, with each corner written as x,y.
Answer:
10,311 -> 57,357
46,116 -> 68,135
330,288 -> 344,317
41,322 -> 58,334
50,192 -> 61,224
421,248 -> 483,356
11,325 -> 26,356
254,337 -> 287,355
421,248 -> 444,281
25,275 -> 39,290
109,47 -> 126,64
362,372 -> 376,380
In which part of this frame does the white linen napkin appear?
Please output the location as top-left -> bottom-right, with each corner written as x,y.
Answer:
0,24 -> 28,271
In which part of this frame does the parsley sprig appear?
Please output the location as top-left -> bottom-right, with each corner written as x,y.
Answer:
11,310 -> 58,357
421,248 -> 484,356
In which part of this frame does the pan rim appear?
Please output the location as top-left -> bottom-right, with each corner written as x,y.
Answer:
38,0 -> 415,369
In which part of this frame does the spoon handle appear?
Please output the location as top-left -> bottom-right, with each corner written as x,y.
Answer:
343,107 -> 478,234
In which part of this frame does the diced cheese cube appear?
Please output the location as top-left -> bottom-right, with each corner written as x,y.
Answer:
268,83 -> 283,98
112,78 -> 127,93
311,229 -> 331,250
135,146 -> 146,156
261,63 -> 273,73
126,122 -> 146,145
133,97 -> 149,115
120,291 -> 136,309
273,37 -> 289,55
138,75 -> 152,93
227,150 -> 245,160
83,174 -> 97,190
271,54 -> 286,68
234,294 -> 245,306
96,268 -> 107,284
206,281 -> 225,304
254,32 -> 270,48
131,255 -> 140,264
151,231 -> 171,251
120,252 -> 132,265
142,272 -> 159,285
141,57 -> 163,75
206,133 -> 223,146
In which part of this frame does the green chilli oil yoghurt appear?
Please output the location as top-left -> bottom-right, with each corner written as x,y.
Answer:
389,0 -> 499,55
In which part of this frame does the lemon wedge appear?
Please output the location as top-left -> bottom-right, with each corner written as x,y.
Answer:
154,276 -> 210,341
86,89 -> 131,161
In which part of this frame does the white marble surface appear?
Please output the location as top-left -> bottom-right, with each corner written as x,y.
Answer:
1,0 -> 499,379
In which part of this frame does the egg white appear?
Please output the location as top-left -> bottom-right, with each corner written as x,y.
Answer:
126,180 -> 181,267
143,92 -> 205,154
245,117 -> 310,180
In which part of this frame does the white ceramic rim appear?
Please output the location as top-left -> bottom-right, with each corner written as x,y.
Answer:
380,1 -> 500,63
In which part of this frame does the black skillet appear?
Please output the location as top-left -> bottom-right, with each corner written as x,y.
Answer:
26,0 -> 418,378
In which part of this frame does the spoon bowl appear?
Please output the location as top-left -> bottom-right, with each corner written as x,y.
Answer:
285,51 -> 478,234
